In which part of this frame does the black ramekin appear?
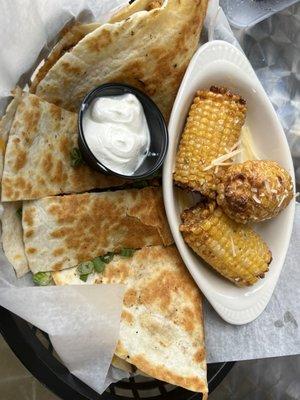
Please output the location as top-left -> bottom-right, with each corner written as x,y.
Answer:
78,83 -> 169,180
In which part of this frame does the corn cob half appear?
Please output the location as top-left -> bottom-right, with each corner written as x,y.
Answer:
180,201 -> 272,287
217,160 -> 294,223
174,86 -> 247,198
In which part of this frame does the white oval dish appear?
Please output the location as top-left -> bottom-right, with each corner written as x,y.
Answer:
163,40 -> 295,325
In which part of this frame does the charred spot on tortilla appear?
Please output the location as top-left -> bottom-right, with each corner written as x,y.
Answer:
27,247 -> 37,254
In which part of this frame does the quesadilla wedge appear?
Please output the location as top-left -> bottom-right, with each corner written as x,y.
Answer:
30,22 -> 101,92
1,202 -> 29,277
0,91 -> 29,276
33,0 -> 208,121
22,187 -> 173,273
111,355 -> 136,374
1,92 -> 126,202
109,0 -> 165,22
0,89 -> 22,181
53,245 -> 208,395
30,1 -> 164,91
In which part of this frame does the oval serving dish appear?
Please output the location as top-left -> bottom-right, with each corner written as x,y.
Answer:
163,40 -> 295,325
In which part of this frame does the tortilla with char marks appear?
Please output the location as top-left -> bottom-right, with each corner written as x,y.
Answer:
30,1 -> 164,91
22,187 -> 173,273
0,91 -> 29,276
33,0 -> 208,121
53,245 -> 207,395
1,201 -> 29,277
1,93 -> 126,201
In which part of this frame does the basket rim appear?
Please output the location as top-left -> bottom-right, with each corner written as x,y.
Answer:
0,306 -> 234,400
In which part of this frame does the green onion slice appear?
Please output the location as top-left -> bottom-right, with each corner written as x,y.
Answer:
79,274 -> 89,282
100,252 -> 114,264
92,257 -> 106,273
120,248 -> 136,257
132,180 -> 148,189
70,148 -> 84,167
77,261 -> 94,275
16,207 -> 22,219
33,272 -> 52,286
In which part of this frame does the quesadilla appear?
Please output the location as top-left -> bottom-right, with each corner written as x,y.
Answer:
30,22 -> 101,92
53,245 -> 208,395
0,91 -> 29,276
1,92 -> 126,202
0,89 -> 22,181
109,0 -> 166,22
111,355 -> 136,374
30,1 -> 164,91
22,187 -> 173,273
32,0 -> 208,121
1,202 -> 29,277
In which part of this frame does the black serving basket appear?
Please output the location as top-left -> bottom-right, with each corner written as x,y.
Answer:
0,0 -> 234,396
0,306 -> 233,399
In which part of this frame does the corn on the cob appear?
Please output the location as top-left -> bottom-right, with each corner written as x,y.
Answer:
217,160 -> 294,223
180,201 -> 272,287
174,86 -> 247,198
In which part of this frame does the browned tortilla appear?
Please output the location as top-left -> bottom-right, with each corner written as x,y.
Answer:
33,0 -> 208,121
1,92 -> 126,201
30,1 -> 165,92
53,245 -> 208,394
22,187 -> 173,273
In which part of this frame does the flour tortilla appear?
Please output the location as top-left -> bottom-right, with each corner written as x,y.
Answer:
109,0 -> 165,22
1,92 -> 126,201
53,245 -> 207,394
0,89 -> 22,181
33,0 -> 208,121
0,90 -> 29,276
1,202 -> 29,277
22,187 -> 173,273
30,22 -> 101,92
111,355 -> 136,373
30,1 -> 163,91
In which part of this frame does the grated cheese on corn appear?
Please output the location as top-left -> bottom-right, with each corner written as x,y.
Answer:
252,194 -> 261,204
203,148 -> 242,171
174,86 -> 247,197
230,236 -> 236,257
180,201 -> 272,287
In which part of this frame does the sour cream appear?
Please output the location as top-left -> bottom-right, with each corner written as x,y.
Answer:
83,93 -> 150,176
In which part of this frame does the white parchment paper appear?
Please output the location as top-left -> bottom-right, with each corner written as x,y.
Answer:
0,283 -> 126,392
204,0 -> 300,362
0,0 -> 299,396
0,0 -> 129,394
205,204 -> 300,363
0,244 -> 126,394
